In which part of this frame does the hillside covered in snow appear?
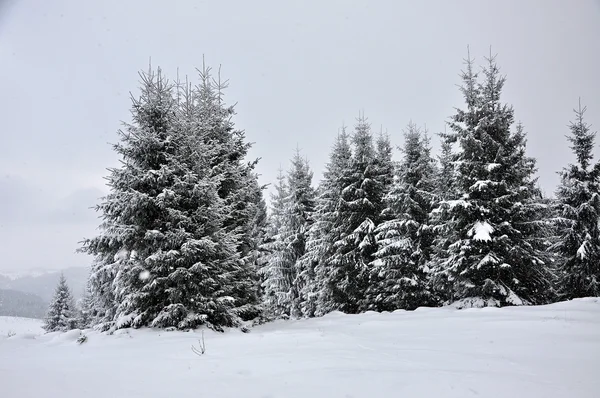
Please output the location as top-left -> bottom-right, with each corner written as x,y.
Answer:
1,298 -> 599,398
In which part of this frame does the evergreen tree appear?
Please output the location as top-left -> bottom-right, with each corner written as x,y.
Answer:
368,123 -> 437,311
44,274 -> 77,332
81,67 -> 177,330
261,151 -> 316,318
194,64 -> 264,320
82,66 -> 260,331
285,150 -> 316,317
374,130 -> 395,201
260,168 -> 291,318
77,278 -> 95,329
553,101 -> 600,298
436,131 -> 457,200
300,128 -> 353,317
428,131 -> 458,303
327,115 -> 386,313
431,52 -> 553,307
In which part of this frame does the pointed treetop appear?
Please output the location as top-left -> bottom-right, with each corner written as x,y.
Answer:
567,98 -> 595,171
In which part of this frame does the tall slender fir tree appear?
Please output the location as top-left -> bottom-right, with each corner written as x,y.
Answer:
326,115 -> 388,313
553,101 -> 600,298
368,123 -> 437,311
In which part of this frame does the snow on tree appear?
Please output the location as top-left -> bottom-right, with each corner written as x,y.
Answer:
374,129 -> 395,200
367,123 -> 437,311
435,131 -> 457,200
326,115 -> 388,313
284,150 -> 317,317
193,64 -> 264,321
80,67 -> 178,330
44,274 -> 77,332
81,65 -> 261,331
77,278 -> 96,329
261,151 -> 316,318
553,100 -> 600,298
261,168 -> 292,318
298,128 -> 353,317
430,51 -> 553,308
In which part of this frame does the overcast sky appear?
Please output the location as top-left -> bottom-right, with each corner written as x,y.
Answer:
0,0 -> 599,274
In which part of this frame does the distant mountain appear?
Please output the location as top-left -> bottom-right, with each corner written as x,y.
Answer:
0,267 -> 89,302
0,289 -> 47,319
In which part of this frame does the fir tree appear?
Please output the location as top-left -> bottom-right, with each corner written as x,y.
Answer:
327,115 -> 386,313
368,123 -> 437,311
285,150 -> 316,317
260,168 -> 291,318
261,151 -> 316,318
300,128 -> 353,317
428,131 -> 458,303
374,130 -> 395,201
82,66 -> 259,331
194,64 -> 264,320
436,131 -> 457,200
553,101 -> 600,298
44,274 -> 77,332
77,278 -> 95,329
431,52 -> 553,307
81,67 -> 178,330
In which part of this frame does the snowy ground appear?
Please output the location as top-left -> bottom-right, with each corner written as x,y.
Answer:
1,299 -> 599,398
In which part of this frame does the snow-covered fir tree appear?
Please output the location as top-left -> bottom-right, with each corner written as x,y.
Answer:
80,67 -> 178,330
77,278 -> 95,329
261,151 -> 316,318
553,101 -> 600,298
299,128 -> 353,317
260,168 -> 291,318
194,64 -> 264,321
81,66 -> 262,331
326,115 -> 389,313
285,150 -> 317,316
374,130 -> 395,201
367,123 -> 437,311
435,131 -> 457,200
44,274 -> 77,332
430,52 -> 553,308
428,131 -> 458,302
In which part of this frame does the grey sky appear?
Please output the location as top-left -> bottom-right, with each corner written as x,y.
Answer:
1,0 -> 599,273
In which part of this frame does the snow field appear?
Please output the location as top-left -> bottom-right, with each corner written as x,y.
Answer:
1,298 -> 599,398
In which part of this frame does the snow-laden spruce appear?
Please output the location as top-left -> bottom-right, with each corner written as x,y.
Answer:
430,52 -> 554,307
435,132 -> 457,200
261,151 -> 316,318
298,128 -> 353,317
367,123 -> 437,311
77,278 -> 95,329
324,116 -> 393,314
260,169 -> 291,318
81,65 -> 263,331
44,274 -> 77,332
553,101 -> 600,298
285,151 -> 317,317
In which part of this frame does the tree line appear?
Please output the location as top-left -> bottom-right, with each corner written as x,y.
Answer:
43,51 -> 600,333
